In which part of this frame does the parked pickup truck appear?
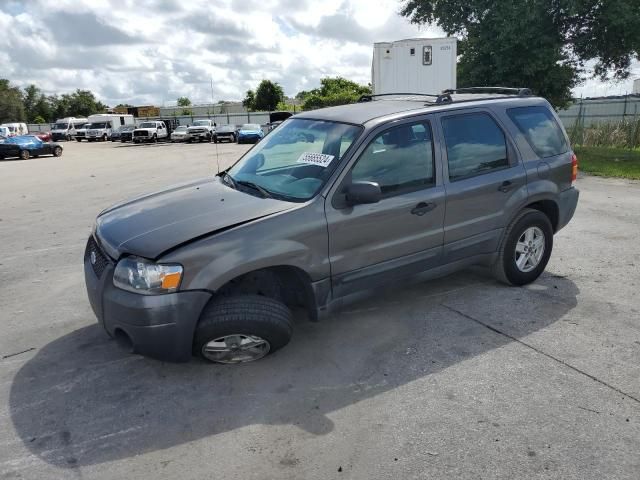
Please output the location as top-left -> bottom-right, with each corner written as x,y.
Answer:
133,121 -> 169,143
187,120 -> 215,142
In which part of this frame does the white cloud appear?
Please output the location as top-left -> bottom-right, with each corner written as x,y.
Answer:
0,0 -> 637,106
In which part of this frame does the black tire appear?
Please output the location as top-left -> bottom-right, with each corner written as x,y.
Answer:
76,138 -> 81,142
53,146 -> 63,157
493,208 -> 553,286
19,150 -> 30,160
153,134 -> 158,143
194,294 -> 293,364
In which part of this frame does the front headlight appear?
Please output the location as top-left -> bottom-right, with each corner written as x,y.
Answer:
113,256 -> 183,295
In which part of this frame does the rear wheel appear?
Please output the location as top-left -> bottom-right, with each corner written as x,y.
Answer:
493,208 -> 553,286
53,146 -> 63,157
194,295 -> 293,364
20,150 -> 30,160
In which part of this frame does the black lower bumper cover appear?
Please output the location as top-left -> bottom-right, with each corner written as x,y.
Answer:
84,260 -> 211,362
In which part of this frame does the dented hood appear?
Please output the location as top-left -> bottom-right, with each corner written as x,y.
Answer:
95,176 -> 293,259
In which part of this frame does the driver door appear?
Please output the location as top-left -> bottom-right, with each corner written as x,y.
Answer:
325,118 -> 445,298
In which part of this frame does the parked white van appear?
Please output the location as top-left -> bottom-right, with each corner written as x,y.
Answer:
51,117 -> 88,141
0,123 -> 28,136
86,114 -> 135,142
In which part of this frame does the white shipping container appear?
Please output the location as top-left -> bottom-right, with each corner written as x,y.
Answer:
372,37 -> 457,96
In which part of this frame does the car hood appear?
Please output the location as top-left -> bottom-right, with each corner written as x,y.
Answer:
95,176 -> 293,259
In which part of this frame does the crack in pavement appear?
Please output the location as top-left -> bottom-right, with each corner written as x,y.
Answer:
441,303 -> 640,406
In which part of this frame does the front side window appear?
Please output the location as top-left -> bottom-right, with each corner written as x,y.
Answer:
228,118 -> 361,201
351,121 -> 435,197
508,106 -> 568,158
442,113 -> 508,181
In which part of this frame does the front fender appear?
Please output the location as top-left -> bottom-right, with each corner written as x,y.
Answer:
161,199 -> 330,292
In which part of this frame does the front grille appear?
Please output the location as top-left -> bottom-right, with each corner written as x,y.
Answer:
134,130 -> 149,137
84,236 -> 111,278
76,132 -> 85,137
121,133 -> 132,140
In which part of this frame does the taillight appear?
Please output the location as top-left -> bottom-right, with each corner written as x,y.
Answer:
571,153 -> 578,183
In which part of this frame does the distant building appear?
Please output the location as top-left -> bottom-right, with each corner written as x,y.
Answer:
633,78 -> 640,94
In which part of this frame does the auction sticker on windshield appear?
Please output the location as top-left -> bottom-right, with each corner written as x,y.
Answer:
297,152 -> 335,167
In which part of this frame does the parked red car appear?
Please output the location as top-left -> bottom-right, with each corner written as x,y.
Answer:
35,131 -> 52,142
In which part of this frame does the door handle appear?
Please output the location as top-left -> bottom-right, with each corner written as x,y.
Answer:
498,180 -> 513,193
411,202 -> 436,216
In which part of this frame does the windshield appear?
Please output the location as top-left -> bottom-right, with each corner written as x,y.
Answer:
81,124 -> 90,129
217,125 -> 235,132
89,122 -> 108,129
174,126 -> 187,132
240,124 -> 261,131
139,122 -> 156,128
193,120 -> 210,126
53,123 -> 68,130
227,118 -> 361,201
122,125 -> 135,131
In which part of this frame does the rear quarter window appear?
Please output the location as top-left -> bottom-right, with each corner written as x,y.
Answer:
507,106 -> 568,158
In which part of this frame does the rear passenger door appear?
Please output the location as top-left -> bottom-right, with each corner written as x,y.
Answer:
326,118 -> 445,297
438,110 -> 528,262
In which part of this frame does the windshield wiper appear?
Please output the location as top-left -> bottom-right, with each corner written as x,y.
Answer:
236,180 -> 273,199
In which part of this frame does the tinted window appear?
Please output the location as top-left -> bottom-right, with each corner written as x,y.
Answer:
351,121 -> 435,196
508,106 -> 568,157
442,113 -> 508,181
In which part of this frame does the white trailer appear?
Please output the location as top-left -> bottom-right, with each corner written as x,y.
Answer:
86,114 -> 135,142
372,37 -> 457,96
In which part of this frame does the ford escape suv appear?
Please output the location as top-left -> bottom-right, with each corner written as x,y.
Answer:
84,87 -> 579,364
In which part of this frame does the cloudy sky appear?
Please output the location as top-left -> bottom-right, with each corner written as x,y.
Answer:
0,0 -> 637,106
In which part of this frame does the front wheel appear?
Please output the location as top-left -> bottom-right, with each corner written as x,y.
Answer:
194,295 -> 293,364
493,208 -> 553,286
20,150 -> 30,160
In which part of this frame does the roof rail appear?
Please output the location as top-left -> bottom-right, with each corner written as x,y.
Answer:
443,87 -> 533,96
358,93 -> 441,102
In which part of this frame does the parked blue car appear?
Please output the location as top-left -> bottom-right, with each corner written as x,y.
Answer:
237,124 -> 265,144
0,135 -> 63,160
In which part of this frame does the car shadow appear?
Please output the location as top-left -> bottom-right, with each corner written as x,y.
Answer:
9,268 -> 578,468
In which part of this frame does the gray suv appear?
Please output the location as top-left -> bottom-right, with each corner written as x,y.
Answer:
84,87 -> 579,364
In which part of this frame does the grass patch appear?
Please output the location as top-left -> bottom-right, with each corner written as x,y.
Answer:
574,146 -> 640,180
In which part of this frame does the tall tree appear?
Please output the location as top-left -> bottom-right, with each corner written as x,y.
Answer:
400,0 -> 640,107
177,97 -> 192,107
253,80 -> 285,111
242,90 -> 256,111
22,84 -> 41,122
66,89 -> 107,117
299,77 -> 371,110
0,79 -> 26,123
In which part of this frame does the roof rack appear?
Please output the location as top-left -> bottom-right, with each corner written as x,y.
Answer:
358,92 -> 453,104
442,87 -> 532,96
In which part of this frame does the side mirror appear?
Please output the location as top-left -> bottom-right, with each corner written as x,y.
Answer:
345,181 -> 382,205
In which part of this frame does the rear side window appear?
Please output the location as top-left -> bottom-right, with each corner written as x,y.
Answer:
508,106 -> 568,157
442,113 -> 508,181
351,121 -> 435,197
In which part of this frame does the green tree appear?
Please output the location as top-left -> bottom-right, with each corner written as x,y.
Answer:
0,79 -> 26,123
22,84 -> 41,122
400,0 -> 640,107
177,97 -> 191,107
242,90 -> 256,111
66,89 -> 107,117
33,115 -> 46,124
253,80 -> 285,111
300,77 -> 371,110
